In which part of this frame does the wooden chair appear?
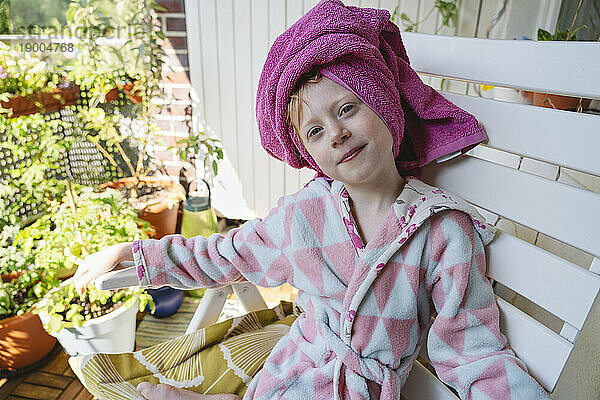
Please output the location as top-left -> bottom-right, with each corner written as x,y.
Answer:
97,33 -> 600,398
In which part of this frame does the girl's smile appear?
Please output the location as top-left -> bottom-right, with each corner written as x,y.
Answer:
338,144 -> 367,164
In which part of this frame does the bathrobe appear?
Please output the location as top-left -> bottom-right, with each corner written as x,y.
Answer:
132,176 -> 549,400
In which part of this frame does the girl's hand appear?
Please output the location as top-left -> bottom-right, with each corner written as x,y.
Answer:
73,242 -> 134,295
136,382 -> 241,400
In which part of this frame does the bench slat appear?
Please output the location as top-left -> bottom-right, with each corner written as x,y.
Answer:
402,360 -> 458,400
487,231 -> 600,331
403,33 -> 600,99
496,297 -> 573,392
440,92 -> 600,177
421,157 -> 600,258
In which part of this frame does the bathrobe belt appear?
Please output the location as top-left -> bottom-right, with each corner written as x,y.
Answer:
319,319 -> 416,400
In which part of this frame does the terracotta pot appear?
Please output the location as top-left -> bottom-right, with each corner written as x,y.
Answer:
1,270 -> 24,283
117,81 -> 144,104
0,311 -> 56,371
532,92 -> 591,110
1,85 -> 80,118
105,87 -> 120,102
100,176 -> 185,239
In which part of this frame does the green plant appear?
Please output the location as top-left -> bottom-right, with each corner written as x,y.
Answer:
0,42 -> 62,104
0,186 -> 154,324
392,0 -> 458,34
537,0 -> 588,42
66,0 -> 167,183
0,267 -> 59,320
168,129 -> 224,179
537,23 -> 587,41
13,186 -> 154,273
35,281 -> 153,333
0,113 -> 72,228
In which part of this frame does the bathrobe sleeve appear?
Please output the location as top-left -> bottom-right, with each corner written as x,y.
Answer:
425,210 -> 550,399
131,194 -> 296,290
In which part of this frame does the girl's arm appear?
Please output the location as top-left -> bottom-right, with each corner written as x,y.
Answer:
425,210 -> 550,399
133,194 -> 295,290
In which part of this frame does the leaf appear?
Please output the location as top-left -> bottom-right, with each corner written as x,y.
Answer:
537,28 -> 554,41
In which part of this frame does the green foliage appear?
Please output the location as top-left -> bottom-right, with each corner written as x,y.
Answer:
537,25 -> 587,41
0,114 -> 72,228
2,0 -> 70,35
0,0 -> 10,34
13,187 -> 154,273
392,0 -> 458,34
0,268 -> 60,319
0,187 -> 153,321
168,130 -> 224,178
0,42 -> 61,101
35,281 -> 154,333
66,0 -> 167,179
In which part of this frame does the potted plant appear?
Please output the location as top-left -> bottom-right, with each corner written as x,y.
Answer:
65,0 -> 186,238
534,1 -> 592,111
0,268 -> 59,371
0,42 -> 79,118
169,128 -> 224,193
36,280 -> 153,356
11,185 -> 154,356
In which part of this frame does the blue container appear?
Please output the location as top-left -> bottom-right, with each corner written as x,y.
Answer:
145,287 -> 184,318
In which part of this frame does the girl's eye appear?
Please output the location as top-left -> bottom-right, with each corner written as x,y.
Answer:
340,104 -> 354,116
308,127 -> 322,138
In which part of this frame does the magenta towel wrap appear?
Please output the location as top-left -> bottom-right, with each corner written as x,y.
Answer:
256,0 -> 487,177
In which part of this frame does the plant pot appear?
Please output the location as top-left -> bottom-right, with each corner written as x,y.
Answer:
532,92 -> 591,110
37,297 -> 139,357
145,287 -> 184,318
1,270 -> 24,283
117,81 -> 143,104
1,85 -> 80,118
100,176 -> 185,239
0,311 -> 57,371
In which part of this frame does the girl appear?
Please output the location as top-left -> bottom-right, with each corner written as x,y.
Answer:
74,1 -> 549,399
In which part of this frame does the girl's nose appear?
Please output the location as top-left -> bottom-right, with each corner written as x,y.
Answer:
330,126 -> 351,148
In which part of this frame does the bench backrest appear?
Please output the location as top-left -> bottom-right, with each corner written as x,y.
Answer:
400,33 -> 600,398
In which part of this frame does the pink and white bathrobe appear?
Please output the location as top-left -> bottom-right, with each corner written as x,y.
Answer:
132,176 -> 549,400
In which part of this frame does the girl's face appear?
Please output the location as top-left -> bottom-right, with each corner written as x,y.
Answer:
293,77 -> 396,186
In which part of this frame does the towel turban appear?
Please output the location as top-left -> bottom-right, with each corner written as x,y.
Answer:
256,0 -> 487,177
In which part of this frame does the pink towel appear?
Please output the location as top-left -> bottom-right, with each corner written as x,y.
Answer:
256,0 -> 487,177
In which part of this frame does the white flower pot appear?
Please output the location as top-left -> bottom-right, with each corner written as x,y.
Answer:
38,279 -> 139,356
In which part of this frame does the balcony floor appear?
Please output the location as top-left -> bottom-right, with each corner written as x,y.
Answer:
0,345 -> 94,400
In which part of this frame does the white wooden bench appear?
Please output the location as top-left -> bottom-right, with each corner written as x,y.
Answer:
97,33 -> 600,398
400,32 -> 600,398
